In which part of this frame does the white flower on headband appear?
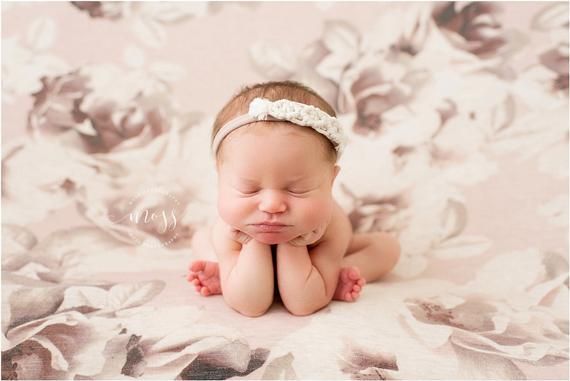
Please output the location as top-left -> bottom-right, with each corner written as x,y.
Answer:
248,98 -> 272,119
247,97 -> 347,156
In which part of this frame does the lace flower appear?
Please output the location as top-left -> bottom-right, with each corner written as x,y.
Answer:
247,97 -> 347,156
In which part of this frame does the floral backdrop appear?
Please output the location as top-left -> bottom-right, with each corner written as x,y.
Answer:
1,1 -> 569,380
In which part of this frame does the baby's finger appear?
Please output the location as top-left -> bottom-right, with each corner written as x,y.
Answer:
288,236 -> 308,246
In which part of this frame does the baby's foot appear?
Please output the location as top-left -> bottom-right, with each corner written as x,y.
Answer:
333,266 -> 365,302
187,260 -> 222,296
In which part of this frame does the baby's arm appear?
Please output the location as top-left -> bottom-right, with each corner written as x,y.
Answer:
277,204 -> 352,315
277,213 -> 351,316
212,219 -> 274,317
275,241 -> 339,315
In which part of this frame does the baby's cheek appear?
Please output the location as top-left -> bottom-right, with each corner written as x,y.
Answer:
298,197 -> 333,229
218,195 -> 248,228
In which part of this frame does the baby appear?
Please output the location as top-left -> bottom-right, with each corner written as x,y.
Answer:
187,81 -> 400,317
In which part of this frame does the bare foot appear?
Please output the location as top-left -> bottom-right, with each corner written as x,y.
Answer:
187,260 -> 222,296
333,266 -> 365,302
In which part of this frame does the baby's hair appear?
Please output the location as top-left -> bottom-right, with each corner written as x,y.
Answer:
212,80 -> 338,163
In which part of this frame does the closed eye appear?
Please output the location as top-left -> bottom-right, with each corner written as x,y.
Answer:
288,189 -> 312,197
236,188 -> 259,196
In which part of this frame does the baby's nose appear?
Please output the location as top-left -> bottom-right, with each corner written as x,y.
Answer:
258,190 -> 287,214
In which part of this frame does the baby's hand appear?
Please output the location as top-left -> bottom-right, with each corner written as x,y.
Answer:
288,223 -> 327,247
227,226 -> 253,246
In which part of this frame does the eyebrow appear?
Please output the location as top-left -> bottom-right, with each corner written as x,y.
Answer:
237,178 -> 259,185
237,176 -> 314,186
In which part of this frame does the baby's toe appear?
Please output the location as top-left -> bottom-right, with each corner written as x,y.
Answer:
190,261 -> 205,272
348,267 -> 361,280
353,284 -> 361,292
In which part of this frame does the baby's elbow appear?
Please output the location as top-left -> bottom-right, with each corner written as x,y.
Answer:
286,304 -> 314,317
225,294 -> 272,317
237,305 -> 271,317
283,297 -> 329,317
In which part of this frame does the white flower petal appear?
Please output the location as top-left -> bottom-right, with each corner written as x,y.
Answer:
431,235 -> 493,259
538,195 -> 569,227
106,281 -> 165,311
74,119 -> 98,136
26,17 -> 56,51
5,311 -> 86,349
123,44 -> 146,69
531,3 -> 569,31
149,62 -> 187,83
249,42 -> 297,80
321,20 -> 360,57
131,16 -> 166,49
57,286 -> 109,312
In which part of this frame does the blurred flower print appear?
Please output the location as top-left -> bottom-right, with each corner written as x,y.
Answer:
28,64 -> 175,154
432,2 -> 506,58
403,250 -> 569,365
70,1 -> 125,20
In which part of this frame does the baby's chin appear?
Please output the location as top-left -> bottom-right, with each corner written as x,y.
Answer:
250,232 -> 296,245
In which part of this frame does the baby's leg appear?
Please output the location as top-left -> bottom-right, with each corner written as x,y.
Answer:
187,227 -> 221,296
332,232 -> 399,301
342,232 -> 401,283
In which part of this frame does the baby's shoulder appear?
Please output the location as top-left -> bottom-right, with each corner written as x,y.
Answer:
332,199 -> 352,229
321,200 -> 352,243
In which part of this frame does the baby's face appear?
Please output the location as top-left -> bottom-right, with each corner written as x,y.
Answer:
217,123 -> 338,245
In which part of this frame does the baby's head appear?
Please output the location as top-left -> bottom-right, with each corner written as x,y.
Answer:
212,81 -> 343,244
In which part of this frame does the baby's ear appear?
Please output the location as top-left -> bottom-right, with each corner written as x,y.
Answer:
332,165 -> 340,182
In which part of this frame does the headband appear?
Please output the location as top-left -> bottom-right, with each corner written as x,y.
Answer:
211,97 -> 347,160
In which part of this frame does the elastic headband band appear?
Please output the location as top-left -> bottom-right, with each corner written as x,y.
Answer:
211,97 -> 347,160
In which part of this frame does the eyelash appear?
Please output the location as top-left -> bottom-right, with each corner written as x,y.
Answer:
238,189 -> 259,196
237,189 -> 310,197
288,190 -> 310,196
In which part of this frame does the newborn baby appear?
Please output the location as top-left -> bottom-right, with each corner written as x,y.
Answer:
188,81 -> 400,317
